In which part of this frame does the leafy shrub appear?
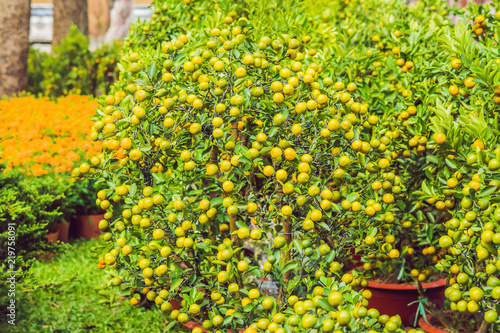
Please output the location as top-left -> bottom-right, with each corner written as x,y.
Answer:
91,41 -> 123,95
0,166 -> 65,300
67,178 -> 105,216
27,25 -> 123,98
30,175 -> 102,223
123,0 -> 219,50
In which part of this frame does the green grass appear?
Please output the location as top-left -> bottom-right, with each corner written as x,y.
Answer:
3,239 -> 186,333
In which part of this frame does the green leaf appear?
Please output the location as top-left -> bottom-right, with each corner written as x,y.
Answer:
478,186 -> 496,198
165,321 -> 176,330
244,303 -> 255,312
324,249 -> 335,263
346,193 -> 358,202
170,278 -> 183,292
140,145 -> 152,152
319,222 -> 330,231
318,298 -> 335,311
426,154 -> 439,164
210,197 -> 223,207
452,231 -> 463,243
469,188 -> 476,200
293,240 -> 302,254
223,314 -> 235,326
129,183 -> 137,197
154,88 -> 168,97
269,127 -> 279,137
281,261 -> 298,276
260,146 -> 272,155
148,62 -> 156,78
238,156 -> 251,164
235,220 -> 247,229
421,180 -> 430,195
445,158 -> 457,169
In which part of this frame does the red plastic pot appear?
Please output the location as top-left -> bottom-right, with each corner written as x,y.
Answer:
418,310 -> 455,333
54,220 -> 71,242
75,214 -> 103,239
359,273 -> 446,326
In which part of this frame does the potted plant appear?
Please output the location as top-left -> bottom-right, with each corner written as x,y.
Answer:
32,174 -> 74,242
408,5 -> 500,331
350,128 -> 450,325
66,178 -> 106,239
422,75 -> 500,329
75,2 -> 418,330
71,0 -> 500,332
355,6 -> 500,328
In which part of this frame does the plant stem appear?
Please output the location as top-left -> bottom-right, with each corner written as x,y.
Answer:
283,216 -> 292,281
416,280 -> 452,331
278,216 -> 292,307
201,145 -> 219,200
476,316 -> 488,333
229,214 -> 240,247
230,120 -> 238,144
228,120 -> 241,247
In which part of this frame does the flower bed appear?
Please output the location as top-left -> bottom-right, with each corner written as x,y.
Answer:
0,95 -> 101,176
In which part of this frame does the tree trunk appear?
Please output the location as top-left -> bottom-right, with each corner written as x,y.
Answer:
103,0 -> 132,43
52,0 -> 89,46
0,0 -> 31,97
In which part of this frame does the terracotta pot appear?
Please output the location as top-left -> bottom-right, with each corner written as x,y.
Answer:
54,220 -> 71,242
39,230 -> 60,261
170,299 -> 181,310
75,214 -> 104,239
358,272 -> 446,326
46,230 -> 59,243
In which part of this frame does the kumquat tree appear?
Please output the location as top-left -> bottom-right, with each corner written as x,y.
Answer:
67,0 -> 500,332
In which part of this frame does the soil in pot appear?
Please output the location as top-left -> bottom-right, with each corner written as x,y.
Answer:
418,310 -> 483,333
74,214 -> 104,239
359,272 -> 446,326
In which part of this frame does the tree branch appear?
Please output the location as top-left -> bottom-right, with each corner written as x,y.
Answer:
416,280 -> 452,331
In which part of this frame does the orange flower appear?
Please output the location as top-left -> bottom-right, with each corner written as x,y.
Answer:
0,95 -> 101,176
